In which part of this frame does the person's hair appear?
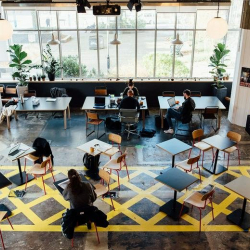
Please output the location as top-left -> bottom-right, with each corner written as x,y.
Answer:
183,89 -> 191,96
128,89 -> 134,96
67,169 -> 82,194
128,79 -> 134,87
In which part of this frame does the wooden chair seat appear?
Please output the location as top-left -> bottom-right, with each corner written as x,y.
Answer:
184,192 -> 207,208
88,119 -> 103,125
103,158 -> 121,170
223,146 -> 237,154
194,142 -> 212,151
94,183 -> 108,197
175,159 -> 193,171
27,163 -> 47,175
0,212 -> 7,222
102,147 -> 120,157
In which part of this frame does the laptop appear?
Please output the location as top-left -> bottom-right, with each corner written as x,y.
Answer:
93,97 -> 105,109
167,97 -> 180,109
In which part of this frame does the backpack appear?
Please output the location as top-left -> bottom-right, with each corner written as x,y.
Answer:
140,129 -> 156,138
105,117 -> 121,130
83,153 -> 100,170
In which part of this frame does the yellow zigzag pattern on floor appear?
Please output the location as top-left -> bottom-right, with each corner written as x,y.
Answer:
0,166 -> 249,232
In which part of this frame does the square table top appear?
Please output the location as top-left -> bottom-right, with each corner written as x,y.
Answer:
0,143 -> 36,162
155,168 -> 198,192
82,96 -> 148,111
158,96 -> 226,110
77,139 -> 112,156
202,135 -> 236,151
15,97 -> 72,112
157,138 -> 192,156
225,176 -> 250,201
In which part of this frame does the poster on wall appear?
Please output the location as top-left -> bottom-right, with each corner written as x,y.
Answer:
240,67 -> 250,87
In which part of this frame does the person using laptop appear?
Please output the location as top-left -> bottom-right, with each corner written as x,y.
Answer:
123,79 -> 140,97
119,90 -> 140,110
164,89 -> 196,134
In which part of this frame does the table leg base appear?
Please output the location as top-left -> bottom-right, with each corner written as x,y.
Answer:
159,199 -> 189,220
203,163 -> 227,175
9,172 -> 34,186
0,204 -> 11,218
227,209 -> 250,231
85,170 -> 101,181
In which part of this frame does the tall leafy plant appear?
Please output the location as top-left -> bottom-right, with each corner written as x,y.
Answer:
209,43 -> 230,88
7,44 -> 38,86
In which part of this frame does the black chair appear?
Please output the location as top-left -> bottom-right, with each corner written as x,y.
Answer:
201,106 -> 219,131
162,91 -> 175,97
174,115 -> 193,137
190,91 -> 201,97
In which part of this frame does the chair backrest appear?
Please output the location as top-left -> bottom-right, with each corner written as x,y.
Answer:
119,109 -> 139,123
0,84 -> 5,95
117,153 -> 127,164
109,133 -> 122,144
162,91 -> 175,97
95,87 -> 107,96
204,106 -> 219,114
5,85 -> 17,95
201,187 -> 215,201
227,131 -> 241,143
23,90 -> 36,97
87,112 -> 98,120
99,169 -> 110,185
191,91 -> 201,97
192,129 -> 204,140
40,157 -> 51,171
187,155 -> 200,165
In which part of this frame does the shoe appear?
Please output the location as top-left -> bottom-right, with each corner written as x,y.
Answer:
164,128 -> 174,134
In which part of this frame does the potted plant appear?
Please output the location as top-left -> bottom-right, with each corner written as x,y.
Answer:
7,44 -> 41,96
37,74 -> 41,81
33,75 -> 37,81
41,74 -> 46,81
42,44 -> 62,81
209,43 -> 230,103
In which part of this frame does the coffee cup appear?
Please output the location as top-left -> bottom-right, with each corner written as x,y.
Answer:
140,101 -> 143,106
175,100 -> 180,104
90,147 -> 94,153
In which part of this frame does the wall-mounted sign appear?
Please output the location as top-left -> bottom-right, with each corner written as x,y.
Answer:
240,67 -> 250,88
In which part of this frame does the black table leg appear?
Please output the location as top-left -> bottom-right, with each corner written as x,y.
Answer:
159,190 -> 189,220
9,159 -> 34,186
172,155 -> 175,168
203,149 -> 227,175
227,198 -> 250,231
85,154 -> 101,181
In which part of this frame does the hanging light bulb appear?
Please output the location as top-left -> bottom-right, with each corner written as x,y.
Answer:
171,33 -> 183,45
206,0 -> 228,39
47,33 -> 60,45
0,7 -> 13,40
110,33 -> 121,45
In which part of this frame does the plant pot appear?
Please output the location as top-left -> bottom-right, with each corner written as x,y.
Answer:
29,77 -> 32,81
48,73 -> 55,81
213,86 -> 227,104
42,77 -> 45,81
38,77 -> 41,81
16,85 -> 28,97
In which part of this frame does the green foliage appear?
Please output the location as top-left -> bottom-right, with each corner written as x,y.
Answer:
7,44 -> 40,86
209,43 -> 230,88
143,53 -> 189,77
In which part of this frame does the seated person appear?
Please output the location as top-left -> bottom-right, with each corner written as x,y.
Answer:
63,169 -> 97,210
119,89 -> 140,110
164,89 -> 195,134
123,79 -> 140,97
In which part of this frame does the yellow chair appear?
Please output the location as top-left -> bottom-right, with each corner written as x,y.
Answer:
0,211 -> 14,249
102,133 -> 122,159
86,112 -> 105,139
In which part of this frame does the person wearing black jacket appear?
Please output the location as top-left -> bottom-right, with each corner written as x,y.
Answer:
119,90 -> 140,110
164,89 -> 195,134
123,79 -> 140,97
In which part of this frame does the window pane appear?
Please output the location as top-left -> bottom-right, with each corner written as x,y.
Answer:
58,11 -> 77,29
174,31 -> 193,77
118,10 -> 135,29
78,11 -> 96,29
99,31 -> 117,78
155,31 -> 174,77
6,10 -> 37,30
157,13 -> 175,29
118,31 -> 135,77
137,10 -> 156,29
0,41 -> 12,80
80,31 -> 98,78
38,11 -> 57,30
98,16 -> 116,29
177,13 -> 195,29
137,31 -> 155,77
60,31 -> 79,78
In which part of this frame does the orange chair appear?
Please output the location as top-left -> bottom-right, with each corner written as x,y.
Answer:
102,133 -> 122,159
95,87 -> 107,96
102,153 -> 129,190
179,187 -> 215,231
0,211 -> 14,249
223,131 -> 241,168
25,156 -> 55,195
162,91 -> 175,97
86,112 -> 105,139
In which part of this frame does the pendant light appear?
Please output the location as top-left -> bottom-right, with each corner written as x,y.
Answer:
110,33 -> 121,45
47,4 -> 60,45
206,0 -> 228,39
171,3 -> 183,45
0,3 -> 13,40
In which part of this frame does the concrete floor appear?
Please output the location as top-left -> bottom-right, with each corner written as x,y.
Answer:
0,109 -> 250,250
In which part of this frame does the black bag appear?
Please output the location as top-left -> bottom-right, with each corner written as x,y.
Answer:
83,153 -> 100,170
105,117 -> 121,130
61,209 -> 78,239
140,129 -> 156,138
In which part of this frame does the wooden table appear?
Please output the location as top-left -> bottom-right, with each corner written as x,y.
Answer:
157,138 -> 192,168
15,97 -> 71,129
225,176 -> 250,231
82,96 -> 148,129
0,143 -> 36,186
158,96 -> 226,129
202,135 -> 236,175
155,168 -> 199,220
77,139 -> 112,180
